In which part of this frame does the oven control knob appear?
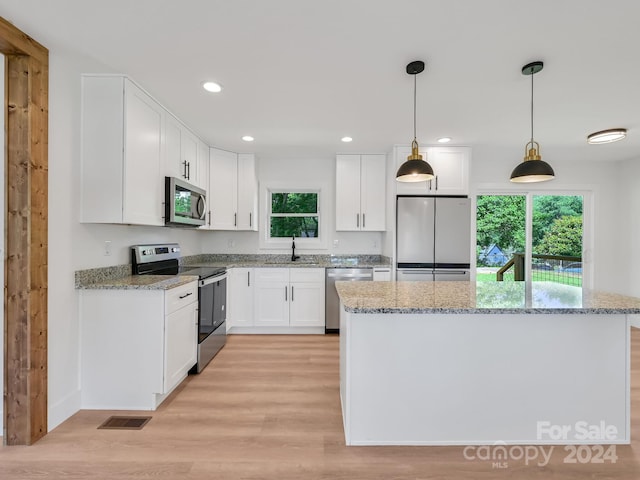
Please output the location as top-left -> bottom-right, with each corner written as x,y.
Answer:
172,247 -> 179,253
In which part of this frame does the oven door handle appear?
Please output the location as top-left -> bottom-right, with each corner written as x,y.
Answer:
199,272 -> 228,287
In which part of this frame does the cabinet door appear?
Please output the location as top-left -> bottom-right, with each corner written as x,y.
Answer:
123,80 -> 164,225
336,154 -> 362,231
254,269 -> 289,326
209,148 -> 238,229
181,129 -> 198,184
237,154 -> 258,231
196,139 -> 210,192
164,301 -> 197,394
228,268 -> 254,327
427,147 -> 470,196
164,114 -> 183,180
360,154 -> 386,231
289,282 -> 325,326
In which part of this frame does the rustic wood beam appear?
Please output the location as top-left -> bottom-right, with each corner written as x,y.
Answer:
1,17 -> 49,446
0,17 -> 48,65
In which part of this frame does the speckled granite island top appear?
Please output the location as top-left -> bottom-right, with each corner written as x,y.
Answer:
335,281 -> 640,314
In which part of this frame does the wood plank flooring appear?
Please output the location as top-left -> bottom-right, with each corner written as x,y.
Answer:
2,331 -> 640,479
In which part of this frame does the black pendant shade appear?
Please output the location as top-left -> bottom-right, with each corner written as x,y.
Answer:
396,60 -> 435,183
510,61 -> 555,183
510,158 -> 555,183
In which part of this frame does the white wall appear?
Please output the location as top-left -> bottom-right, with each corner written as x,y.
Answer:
200,155 -> 384,255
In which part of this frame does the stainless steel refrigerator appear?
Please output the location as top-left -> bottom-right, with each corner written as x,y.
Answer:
396,196 -> 471,281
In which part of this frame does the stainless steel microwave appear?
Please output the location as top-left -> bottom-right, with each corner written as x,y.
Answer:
165,177 -> 207,227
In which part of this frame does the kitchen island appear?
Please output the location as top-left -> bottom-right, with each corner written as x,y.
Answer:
336,281 -> 640,446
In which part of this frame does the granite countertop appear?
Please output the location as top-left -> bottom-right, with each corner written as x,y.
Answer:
335,281 -> 640,314
75,254 -> 391,290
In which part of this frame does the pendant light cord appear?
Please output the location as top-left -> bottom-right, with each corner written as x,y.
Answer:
413,73 -> 417,141
530,67 -> 534,143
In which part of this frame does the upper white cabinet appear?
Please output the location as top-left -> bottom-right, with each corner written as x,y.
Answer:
164,113 -> 200,188
81,75 -> 164,226
196,139 -> 210,192
207,148 -> 258,231
336,154 -> 386,231
394,146 -> 470,196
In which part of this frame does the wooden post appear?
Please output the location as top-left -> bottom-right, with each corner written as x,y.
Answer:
1,17 -> 49,446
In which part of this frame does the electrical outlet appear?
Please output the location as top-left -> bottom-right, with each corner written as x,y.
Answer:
104,240 -> 112,256
333,239 -> 339,248
372,239 -> 378,249
228,239 -> 235,248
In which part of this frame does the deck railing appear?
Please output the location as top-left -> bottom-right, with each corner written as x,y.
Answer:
496,253 -> 582,284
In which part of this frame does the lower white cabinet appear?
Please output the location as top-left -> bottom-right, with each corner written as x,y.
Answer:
373,267 -> 392,281
228,267 -> 325,332
228,268 -> 255,329
80,281 -> 198,410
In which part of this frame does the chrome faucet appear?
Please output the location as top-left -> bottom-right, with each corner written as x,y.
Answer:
291,235 -> 300,262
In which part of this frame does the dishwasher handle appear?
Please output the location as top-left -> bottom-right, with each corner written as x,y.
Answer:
327,273 -> 373,279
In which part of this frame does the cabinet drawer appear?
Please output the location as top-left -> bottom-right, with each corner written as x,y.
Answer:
290,268 -> 325,283
165,281 -> 198,314
254,268 -> 289,283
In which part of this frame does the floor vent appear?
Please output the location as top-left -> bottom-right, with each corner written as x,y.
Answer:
98,416 -> 152,430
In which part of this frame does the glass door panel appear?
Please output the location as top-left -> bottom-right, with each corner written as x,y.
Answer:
531,195 -> 583,286
476,195 -> 526,282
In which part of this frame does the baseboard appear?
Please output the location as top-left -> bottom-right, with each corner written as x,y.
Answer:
48,388 -> 81,431
228,326 -> 325,335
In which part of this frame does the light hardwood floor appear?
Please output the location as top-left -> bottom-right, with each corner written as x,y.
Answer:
2,331 -> 640,479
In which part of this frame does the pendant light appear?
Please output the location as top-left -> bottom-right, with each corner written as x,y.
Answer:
510,61 -> 555,183
396,60 -> 435,182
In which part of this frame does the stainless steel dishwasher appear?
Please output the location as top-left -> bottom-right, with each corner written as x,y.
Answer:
325,268 -> 372,332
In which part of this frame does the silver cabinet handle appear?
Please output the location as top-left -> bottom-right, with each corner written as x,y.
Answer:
249,212 -> 252,228
356,213 -> 359,228
208,211 -> 211,226
247,271 -> 250,287
182,160 -> 188,179
187,161 -> 191,180
363,213 -> 366,228
234,213 -> 237,227
291,286 -> 294,302
179,292 -> 193,299
285,285 -> 288,301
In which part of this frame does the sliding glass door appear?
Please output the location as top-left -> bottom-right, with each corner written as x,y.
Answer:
476,192 -> 587,286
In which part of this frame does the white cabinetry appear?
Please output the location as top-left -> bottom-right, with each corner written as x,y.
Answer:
80,282 -> 198,410
373,267 -> 392,281
228,268 -> 255,329
164,113 -> 200,187
196,139 -> 210,191
336,154 -> 386,231
81,75 -> 164,226
208,149 -> 258,230
394,146 -> 470,196
254,268 -> 325,327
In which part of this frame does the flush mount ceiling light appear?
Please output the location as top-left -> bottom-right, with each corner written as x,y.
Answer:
587,128 -> 627,144
396,60 -> 435,182
341,136 -> 353,143
510,61 -> 555,183
202,81 -> 222,93
241,135 -> 254,142
437,137 -> 452,143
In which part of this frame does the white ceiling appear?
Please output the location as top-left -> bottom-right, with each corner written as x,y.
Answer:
2,0 -> 640,163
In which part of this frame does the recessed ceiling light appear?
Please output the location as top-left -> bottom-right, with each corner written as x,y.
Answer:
341,136 -> 353,143
437,137 -> 452,143
202,81 -> 222,93
587,128 -> 627,144
242,135 -> 254,142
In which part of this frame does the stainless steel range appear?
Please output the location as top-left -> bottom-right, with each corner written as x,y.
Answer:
131,243 -> 227,373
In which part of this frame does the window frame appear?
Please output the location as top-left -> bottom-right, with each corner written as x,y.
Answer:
260,181 -> 329,250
